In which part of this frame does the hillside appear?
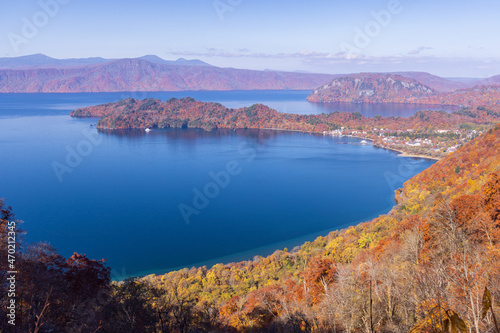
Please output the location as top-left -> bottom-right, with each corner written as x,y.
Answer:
421,84 -> 500,107
308,73 -> 500,109
391,71 -> 470,92
306,73 -> 436,103
0,58 -> 337,93
482,74 -> 500,86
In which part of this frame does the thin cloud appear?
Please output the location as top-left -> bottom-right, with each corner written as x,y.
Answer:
168,49 -> 418,65
408,46 -> 433,55
167,49 -> 500,71
169,49 -> 349,60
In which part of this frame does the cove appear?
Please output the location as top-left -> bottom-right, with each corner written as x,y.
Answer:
0,92 -> 435,277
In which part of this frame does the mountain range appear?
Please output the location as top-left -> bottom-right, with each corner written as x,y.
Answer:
0,54 -> 499,94
0,54 -> 337,92
0,53 -> 212,69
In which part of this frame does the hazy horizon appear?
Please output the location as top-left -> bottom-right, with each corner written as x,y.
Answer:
1,0 -> 500,77
1,52 -> 498,81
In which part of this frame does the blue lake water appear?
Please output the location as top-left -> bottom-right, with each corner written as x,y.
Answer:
0,91 -> 458,118
0,91 -> 435,277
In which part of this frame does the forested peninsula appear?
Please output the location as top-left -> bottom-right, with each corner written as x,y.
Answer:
72,96 -> 500,159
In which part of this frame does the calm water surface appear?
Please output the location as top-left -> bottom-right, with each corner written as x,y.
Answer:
0,91 -> 458,118
0,91 -> 435,277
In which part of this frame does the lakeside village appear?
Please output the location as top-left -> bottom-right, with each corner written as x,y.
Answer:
323,126 -> 484,159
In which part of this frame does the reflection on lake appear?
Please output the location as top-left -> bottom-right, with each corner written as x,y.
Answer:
307,102 -> 459,117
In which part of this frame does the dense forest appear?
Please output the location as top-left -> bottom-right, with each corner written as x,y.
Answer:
2,120 -> 500,331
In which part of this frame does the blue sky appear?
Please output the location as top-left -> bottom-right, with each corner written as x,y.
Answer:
1,0 -> 499,77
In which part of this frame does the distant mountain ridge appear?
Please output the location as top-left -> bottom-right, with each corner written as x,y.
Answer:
136,55 -> 212,67
420,84 -> 500,107
0,53 -> 111,69
0,54 -> 499,94
0,53 -> 212,69
0,55 -> 337,92
389,71 -> 470,92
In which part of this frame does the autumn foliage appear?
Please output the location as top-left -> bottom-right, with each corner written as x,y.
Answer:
72,96 -> 500,134
2,123 -> 500,331
128,123 -> 500,332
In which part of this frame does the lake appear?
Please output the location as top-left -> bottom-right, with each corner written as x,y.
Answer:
0,90 -> 458,118
0,91 -> 435,278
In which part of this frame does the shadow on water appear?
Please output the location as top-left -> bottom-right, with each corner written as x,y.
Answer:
98,127 -> 287,144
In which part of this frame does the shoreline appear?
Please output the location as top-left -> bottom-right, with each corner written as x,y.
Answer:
347,134 -> 441,161
124,219 -> 369,281
374,145 -> 442,161
396,152 -> 441,160
232,129 -> 434,162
